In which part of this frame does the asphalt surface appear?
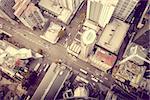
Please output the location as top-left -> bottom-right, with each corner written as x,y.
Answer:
0,16 -> 114,87
0,1 -> 148,99
0,2 -> 115,94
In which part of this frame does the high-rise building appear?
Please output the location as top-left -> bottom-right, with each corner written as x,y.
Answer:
39,0 -> 83,12
86,0 -> 119,28
31,63 -> 72,100
0,0 -> 16,24
39,0 -> 84,24
80,29 -> 96,59
40,22 -> 65,44
51,0 -> 83,11
114,61 -> 146,88
13,0 -> 45,29
113,0 -> 139,21
120,43 -> 149,65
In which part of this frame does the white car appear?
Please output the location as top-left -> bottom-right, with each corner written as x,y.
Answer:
68,33 -> 71,36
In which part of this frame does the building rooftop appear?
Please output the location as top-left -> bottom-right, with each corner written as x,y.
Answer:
31,63 -> 72,100
82,29 -> 96,45
114,61 -> 146,88
90,47 -> 117,72
97,19 -> 130,53
40,22 -> 63,44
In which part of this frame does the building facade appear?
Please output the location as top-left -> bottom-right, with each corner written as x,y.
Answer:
86,0 -> 119,28
113,0 -> 139,21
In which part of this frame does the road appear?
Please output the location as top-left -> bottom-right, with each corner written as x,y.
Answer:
0,14 -> 114,89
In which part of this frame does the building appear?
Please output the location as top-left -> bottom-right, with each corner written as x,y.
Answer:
105,90 -> 117,100
97,19 -> 129,54
0,0 -> 16,24
86,0 -> 119,28
74,86 -> 89,97
80,29 -> 96,59
89,47 -> 117,72
120,43 -> 149,65
13,0 -> 45,29
53,0 -> 83,11
39,0 -> 84,24
113,0 -> 139,21
31,63 -> 72,100
43,0 -> 83,11
0,40 -> 35,81
113,61 -> 146,88
40,22 -> 65,44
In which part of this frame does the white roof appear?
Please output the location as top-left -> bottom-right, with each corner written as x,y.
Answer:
97,19 -> 129,53
39,0 -> 62,15
82,29 -> 96,45
5,46 -> 32,59
17,48 -> 32,59
42,22 -> 62,44
57,9 -> 72,23
89,0 -> 118,5
83,20 -> 100,32
5,46 -> 18,56
0,48 -> 4,54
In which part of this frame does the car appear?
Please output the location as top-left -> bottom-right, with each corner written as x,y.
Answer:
59,70 -> 64,75
68,33 -> 71,36
43,64 -> 50,72
104,77 -> 108,80
34,63 -> 41,71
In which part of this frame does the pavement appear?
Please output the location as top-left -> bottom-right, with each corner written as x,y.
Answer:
0,1 -> 148,99
0,16 -> 115,87
0,2 -> 114,92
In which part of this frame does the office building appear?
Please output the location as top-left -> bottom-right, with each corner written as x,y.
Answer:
113,0 -> 139,21
40,22 -> 65,44
0,0 -> 16,24
56,0 -> 83,11
51,0 -> 83,11
80,29 -> 96,59
97,19 -> 129,53
120,43 -> 149,65
89,47 -> 117,72
114,61 -> 146,88
13,0 -> 45,29
39,0 -> 83,24
31,63 -> 72,100
86,0 -> 119,28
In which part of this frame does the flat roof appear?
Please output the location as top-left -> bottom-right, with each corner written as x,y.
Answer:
82,29 -> 96,45
97,19 -> 129,53
31,63 -> 71,100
